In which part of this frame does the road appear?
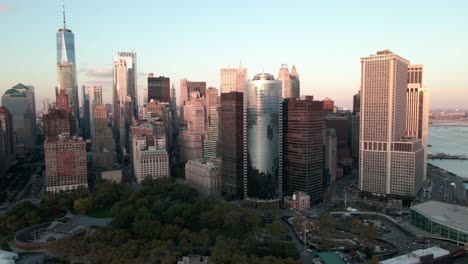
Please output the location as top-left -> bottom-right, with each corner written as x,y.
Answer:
426,164 -> 466,205
283,216 -> 315,264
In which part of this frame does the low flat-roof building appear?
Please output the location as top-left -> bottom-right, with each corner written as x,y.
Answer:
283,191 -> 310,210
410,200 -> 468,247
185,159 -> 221,195
380,246 -> 451,264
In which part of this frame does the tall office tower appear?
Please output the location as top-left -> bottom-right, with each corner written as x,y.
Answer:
113,52 -> 137,156
180,92 -> 205,163
352,92 -> 361,159
277,64 -> 300,99
44,89 -> 74,140
325,111 -> 351,161
408,64 -> 423,86
185,159 -> 222,195
147,74 -> 170,103
406,65 -> 429,179
322,97 -> 334,113
179,79 -> 206,107
220,64 -> 247,94
324,128 -> 337,186
205,87 -> 219,134
92,105 -> 116,168
56,1 -> 76,65
353,92 -> 360,114
81,86 -> 91,139
283,97 -> 323,202
0,107 -> 14,171
45,135 -> 87,193
84,85 -> 103,140
203,106 -> 220,160
1,84 -> 36,152
244,73 -> 283,202
359,50 -> 424,198
44,108 -> 73,140
220,92 -> 244,199
58,62 -> 79,131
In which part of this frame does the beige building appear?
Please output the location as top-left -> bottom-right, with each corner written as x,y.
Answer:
359,50 -> 424,198
45,135 -> 87,193
92,104 -> 116,168
185,159 -> 221,195
101,170 -> 122,183
220,65 -> 247,94
406,65 -> 429,180
133,136 -> 169,183
277,64 -> 300,99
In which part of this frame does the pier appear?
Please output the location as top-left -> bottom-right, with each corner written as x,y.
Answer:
428,153 -> 468,160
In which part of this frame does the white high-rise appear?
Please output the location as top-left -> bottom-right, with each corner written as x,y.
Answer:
359,50 -> 424,198
220,64 -> 247,93
406,65 -> 429,180
277,64 -> 300,99
113,51 -> 137,156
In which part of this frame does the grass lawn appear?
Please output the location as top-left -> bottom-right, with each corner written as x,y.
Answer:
86,207 -> 112,218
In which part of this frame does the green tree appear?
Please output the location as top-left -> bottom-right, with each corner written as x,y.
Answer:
73,197 -> 93,214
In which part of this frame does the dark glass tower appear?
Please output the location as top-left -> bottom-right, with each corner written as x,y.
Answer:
220,92 -> 244,199
147,74 -> 170,103
244,73 -> 282,202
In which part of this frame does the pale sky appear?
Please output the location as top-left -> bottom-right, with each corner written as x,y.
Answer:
1,0 -> 467,110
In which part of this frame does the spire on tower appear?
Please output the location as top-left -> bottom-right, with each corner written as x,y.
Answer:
62,0 -> 67,29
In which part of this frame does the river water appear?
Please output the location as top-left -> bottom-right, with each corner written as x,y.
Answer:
428,123 -> 468,188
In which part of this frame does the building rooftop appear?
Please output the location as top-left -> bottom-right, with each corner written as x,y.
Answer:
3,88 -> 25,97
317,252 -> 345,264
411,200 -> 468,232
380,246 -> 449,264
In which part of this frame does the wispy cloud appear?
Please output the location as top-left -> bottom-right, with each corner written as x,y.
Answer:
0,5 -> 13,12
80,67 -> 113,78
84,80 -> 112,87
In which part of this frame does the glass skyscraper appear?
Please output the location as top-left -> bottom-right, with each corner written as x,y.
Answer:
56,28 -> 76,65
243,73 -> 283,202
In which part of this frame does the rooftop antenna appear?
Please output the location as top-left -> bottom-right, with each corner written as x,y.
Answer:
62,0 -> 67,29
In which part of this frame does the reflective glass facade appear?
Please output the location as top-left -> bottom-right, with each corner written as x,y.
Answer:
410,209 -> 468,245
244,74 -> 282,202
56,29 -> 76,64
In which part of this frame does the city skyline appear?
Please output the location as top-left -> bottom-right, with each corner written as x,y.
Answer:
1,1 -> 467,109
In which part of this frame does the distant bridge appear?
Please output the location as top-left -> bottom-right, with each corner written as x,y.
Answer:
428,153 -> 468,160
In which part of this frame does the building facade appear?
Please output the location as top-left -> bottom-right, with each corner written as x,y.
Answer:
113,52 -> 137,156
220,92 -> 244,199
2,84 -> 36,152
133,143 -> 169,183
185,159 -> 221,195
92,104 -> 116,168
283,191 -> 310,210
147,74 -> 170,103
220,66 -> 247,94
57,62 -> 79,131
283,97 -> 323,202
325,111 -> 351,161
359,50 -> 424,198
277,64 -> 300,99
324,128 -> 337,186
203,106 -> 220,160
244,73 -> 282,202
45,135 -> 87,193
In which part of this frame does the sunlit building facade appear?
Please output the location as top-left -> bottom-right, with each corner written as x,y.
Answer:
244,73 -> 282,202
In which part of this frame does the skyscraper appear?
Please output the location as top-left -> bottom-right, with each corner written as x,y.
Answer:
81,86 -> 91,139
325,111 -> 351,161
56,1 -> 79,132
56,1 -> 76,65
92,104 -> 116,168
0,107 -> 14,172
359,50 -> 424,198
147,74 -> 170,103
84,85 -> 103,140
277,64 -> 300,99
179,80 -> 206,107
220,65 -> 247,94
220,92 -> 244,199
244,73 -> 282,202
205,87 -> 219,137
113,52 -> 137,156
406,65 -> 429,179
203,106 -> 220,160
283,96 -> 323,202
57,62 -> 79,131
1,84 -> 36,152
